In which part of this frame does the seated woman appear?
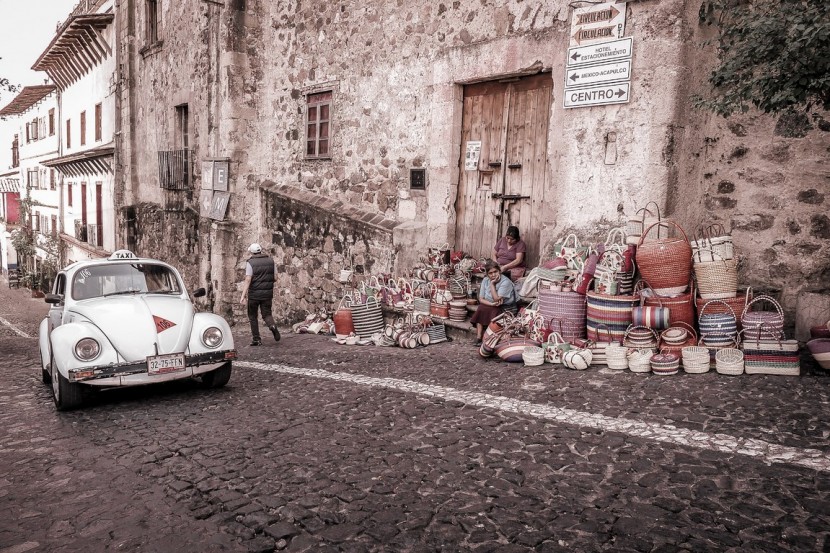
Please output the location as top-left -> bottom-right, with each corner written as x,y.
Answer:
492,225 -> 527,281
471,260 -> 517,345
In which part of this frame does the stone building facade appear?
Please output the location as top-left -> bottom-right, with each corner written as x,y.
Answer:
114,0 -> 829,325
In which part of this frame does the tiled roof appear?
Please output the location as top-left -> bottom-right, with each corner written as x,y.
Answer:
0,85 -> 57,117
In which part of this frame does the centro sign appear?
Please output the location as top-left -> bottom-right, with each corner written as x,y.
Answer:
564,82 -> 630,108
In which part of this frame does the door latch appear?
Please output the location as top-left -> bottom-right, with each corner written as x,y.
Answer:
491,193 -> 530,201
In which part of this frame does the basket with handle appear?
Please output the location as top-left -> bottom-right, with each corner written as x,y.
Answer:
695,287 -> 752,332
660,321 -> 699,362
693,249 -> 738,300
642,280 -> 696,329
632,284 -> 671,330
605,342 -> 629,371
623,325 -> 659,350
538,286 -> 587,342
523,346 -> 546,366
690,223 -> 734,262
741,294 -> 785,341
542,331 -> 570,364
636,220 -> 693,296
587,323 -> 616,366
740,323 -> 799,375
350,296 -> 385,339
698,299 -> 738,346
626,201 -> 671,245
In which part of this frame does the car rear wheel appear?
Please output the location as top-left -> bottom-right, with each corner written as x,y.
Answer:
202,362 -> 232,388
52,356 -> 84,411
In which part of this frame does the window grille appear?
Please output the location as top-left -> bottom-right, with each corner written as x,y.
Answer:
157,149 -> 190,190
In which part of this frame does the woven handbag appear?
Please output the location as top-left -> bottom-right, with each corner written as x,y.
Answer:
695,288 -> 752,332
690,223 -> 734,261
698,299 -> 738,346
626,201 -> 671,245
588,324 -> 616,366
624,325 -> 659,350
605,342 -> 629,370
542,332 -> 570,364
642,282 -> 696,329
425,323 -> 449,344
593,250 -> 623,296
636,221 -> 693,296
562,348 -> 593,370
586,291 -> 639,344
741,295 -> 785,341
627,349 -> 654,373
632,287 -> 671,330
741,324 -> 799,375
693,249 -> 738,300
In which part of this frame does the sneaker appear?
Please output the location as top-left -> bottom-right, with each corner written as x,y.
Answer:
250,339 -> 262,346
270,325 -> 281,342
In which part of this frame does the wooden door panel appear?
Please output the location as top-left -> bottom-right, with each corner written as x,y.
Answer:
456,74 -> 551,265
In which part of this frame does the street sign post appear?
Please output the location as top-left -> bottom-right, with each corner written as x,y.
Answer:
565,60 -> 631,88
567,37 -> 633,68
570,2 -> 627,46
563,83 -> 630,109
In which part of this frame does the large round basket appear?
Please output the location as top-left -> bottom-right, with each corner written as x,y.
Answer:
636,221 -> 693,295
693,249 -> 738,300
586,292 -> 639,343
695,289 -> 752,332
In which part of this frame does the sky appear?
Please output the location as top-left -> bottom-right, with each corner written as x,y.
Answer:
0,0 -> 76,105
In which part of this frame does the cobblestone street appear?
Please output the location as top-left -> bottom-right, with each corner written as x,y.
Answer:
1,279 -> 829,552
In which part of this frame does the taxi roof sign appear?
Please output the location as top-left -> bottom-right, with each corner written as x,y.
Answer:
109,250 -> 139,260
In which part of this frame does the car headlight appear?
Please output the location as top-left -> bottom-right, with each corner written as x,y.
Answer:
74,338 -> 101,361
202,327 -> 223,349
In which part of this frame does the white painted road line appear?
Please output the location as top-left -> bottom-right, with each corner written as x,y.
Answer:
0,316 -> 30,338
238,361 -> 830,473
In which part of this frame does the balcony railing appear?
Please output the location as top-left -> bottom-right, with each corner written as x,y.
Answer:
158,149 -> 190,190
74,220 -> 88,243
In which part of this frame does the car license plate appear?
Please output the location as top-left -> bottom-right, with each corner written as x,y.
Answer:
147,353 -> 186,375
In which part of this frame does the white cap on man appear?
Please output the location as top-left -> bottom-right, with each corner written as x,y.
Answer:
248,243 -> 262,254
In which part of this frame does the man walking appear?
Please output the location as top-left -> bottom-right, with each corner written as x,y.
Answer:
239,243 -> 280,346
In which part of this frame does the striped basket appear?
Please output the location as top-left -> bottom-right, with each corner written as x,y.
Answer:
741,295 -> 785,341
698,299 -> 738,347
695,288 -> 752,332
586,292 -> 639,344
651,350 -> 681,375
350,297 -> 385,339
806,338 -> 830,370
643,285 -> 696,329
425,323 -> 449,344
538,288 -> 587,342
741,335 -> 800,375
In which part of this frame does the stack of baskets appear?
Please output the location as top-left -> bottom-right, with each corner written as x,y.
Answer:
623,325 -> 659,350
715,348 -> 744,375
448,299 -> 468,321
682,344 -> 711,374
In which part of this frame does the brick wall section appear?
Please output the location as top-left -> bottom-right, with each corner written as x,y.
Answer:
258,183 -> 397,323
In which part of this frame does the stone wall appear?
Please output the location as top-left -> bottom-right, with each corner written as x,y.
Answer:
256,184 -> 397,323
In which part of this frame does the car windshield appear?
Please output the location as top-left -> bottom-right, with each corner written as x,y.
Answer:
72,263 -> 182,300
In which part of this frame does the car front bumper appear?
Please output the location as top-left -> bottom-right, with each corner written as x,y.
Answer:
67,350 -> 237,383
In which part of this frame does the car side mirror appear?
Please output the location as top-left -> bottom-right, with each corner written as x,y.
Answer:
45,293 -> 63,305
193,287 -> 206,298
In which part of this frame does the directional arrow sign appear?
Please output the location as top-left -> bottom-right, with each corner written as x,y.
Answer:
570,2 -> 627,46
565,60 -> 631,88
567,37 -> 633,68
563,82 -> 630,109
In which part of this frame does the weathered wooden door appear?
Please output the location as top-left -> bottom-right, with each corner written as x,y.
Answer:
454,73 -> 552,265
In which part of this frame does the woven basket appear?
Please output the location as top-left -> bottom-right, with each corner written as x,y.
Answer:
742,333 -> 800,375
695,289 -> 752,332
690,223 -> 734,261
700,333 -> 740,368
636,221 -> 693,295
623,325 -> 659,350
642,284 -> 696,329
523,346 -> 545,366
627,349 -> 654,373
606,342 -> 629,370
715,348 -> 744,376
586,291 -> 639,343
626,202 -> 672,245
693,249 -> 738,300
538,288 -> 587,341
741,295 -> 785,341
350,297 -> 385,339
807,338 -> 830,370
651,350 -> 681,375
698,299 -> 738,346
682,346 -> 711,374
588,324 -> 616,366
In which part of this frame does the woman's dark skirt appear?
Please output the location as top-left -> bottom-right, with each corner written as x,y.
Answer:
470,304 -> 502,327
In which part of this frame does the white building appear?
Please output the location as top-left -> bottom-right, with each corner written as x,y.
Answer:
33,0 -> 117,264
0,85 -> 60,280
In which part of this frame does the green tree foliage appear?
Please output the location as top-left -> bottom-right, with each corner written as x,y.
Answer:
697,0 -> 830,116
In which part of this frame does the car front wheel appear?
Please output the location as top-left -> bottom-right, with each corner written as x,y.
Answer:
52,356 -> 84,411
201,362 -> 232,388
40,350 -> 51,385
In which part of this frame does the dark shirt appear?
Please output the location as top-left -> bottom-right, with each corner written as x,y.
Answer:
494,237 -> 527,268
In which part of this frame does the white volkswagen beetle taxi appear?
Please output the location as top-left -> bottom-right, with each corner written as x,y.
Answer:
38,250 -> 237,410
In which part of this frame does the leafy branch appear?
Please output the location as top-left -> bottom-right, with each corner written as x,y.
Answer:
696,0 -> 830,116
